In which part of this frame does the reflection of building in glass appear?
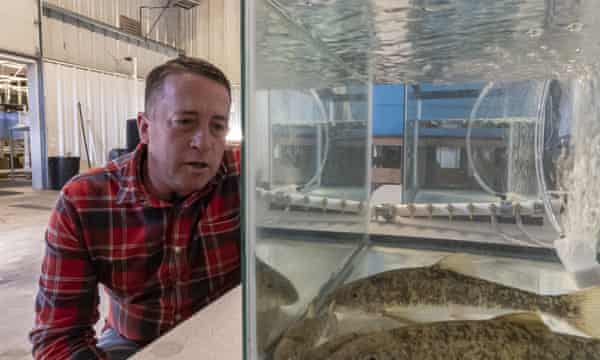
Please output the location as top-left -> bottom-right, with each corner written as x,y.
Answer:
266,80 -> 566,204
371,83 -> 509,194
372,85 -> 404,187
268,86 -> 368,198
399,81 -> 561,204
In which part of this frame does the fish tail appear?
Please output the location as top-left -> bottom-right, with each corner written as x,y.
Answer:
565,287 -> 600,338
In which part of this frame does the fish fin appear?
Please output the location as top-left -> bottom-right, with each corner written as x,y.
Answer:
306,303 -> 316,318
328,300 -> 336,314
493,312 -> 549,328
567,287 -> 600,338
437,253 -> 480,278
305,333 -> 364,360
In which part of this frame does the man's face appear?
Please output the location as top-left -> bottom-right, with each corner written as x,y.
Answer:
138,73 -> 230,198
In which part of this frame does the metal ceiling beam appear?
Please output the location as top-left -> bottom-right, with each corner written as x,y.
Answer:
43,2 -> 181,56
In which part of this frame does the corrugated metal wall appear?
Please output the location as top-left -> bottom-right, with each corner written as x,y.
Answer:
0,0 -> 40,57
43,63 -> 242,163
40,0 -> 243,172
43,0 -> 182,49
42,9 -> 177,77
43,61 -> 144,166
180,0 -> 241,85
41,0 -> 179,168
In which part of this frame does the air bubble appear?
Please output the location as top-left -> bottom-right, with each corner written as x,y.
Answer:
567,22 -> 584,32
527,28 -> 543,38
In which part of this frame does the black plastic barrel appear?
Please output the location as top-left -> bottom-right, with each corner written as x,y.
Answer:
126,118 -> 140,152
47,156 -> 80,190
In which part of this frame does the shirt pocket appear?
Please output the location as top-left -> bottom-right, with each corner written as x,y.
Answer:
93,232 -> 163,298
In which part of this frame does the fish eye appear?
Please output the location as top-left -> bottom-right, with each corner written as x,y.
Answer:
352,293 -> 358,299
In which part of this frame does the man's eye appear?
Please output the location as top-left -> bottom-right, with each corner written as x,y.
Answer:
211,122 -> 228,136
175,118 -> 194,126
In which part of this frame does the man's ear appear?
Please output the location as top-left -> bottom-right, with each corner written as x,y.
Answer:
137,111 -> 150,144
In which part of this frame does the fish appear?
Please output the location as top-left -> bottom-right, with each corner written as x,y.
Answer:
258,307 -> 291,353
255,258 -> 299,351
323,253 -> 600,338
272,304 -> 337,360
256,257 -> 299,311
273,304 -> 405,360
306,313 -> 600,360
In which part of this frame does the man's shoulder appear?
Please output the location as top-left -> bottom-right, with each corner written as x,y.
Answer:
61,152 -> 135,199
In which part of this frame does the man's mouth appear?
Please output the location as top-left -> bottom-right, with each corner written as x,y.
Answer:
185,161 -> 209,169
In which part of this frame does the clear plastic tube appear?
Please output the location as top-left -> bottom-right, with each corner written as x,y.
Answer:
299,89 -> 330,193
534,81 -> 564,236
467,81 -> 505,199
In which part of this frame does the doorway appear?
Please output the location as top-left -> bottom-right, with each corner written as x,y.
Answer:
0,53 -> 44,192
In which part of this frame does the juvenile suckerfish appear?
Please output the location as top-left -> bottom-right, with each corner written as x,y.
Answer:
273,304 -> 338,360
324,254 -> 600,337
273,304 -> 404,360
257,257 -> 299,311
255,258 -> 299,351
307,313 -> 600,360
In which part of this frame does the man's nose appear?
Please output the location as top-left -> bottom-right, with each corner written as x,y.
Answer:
189,127 -> 212,150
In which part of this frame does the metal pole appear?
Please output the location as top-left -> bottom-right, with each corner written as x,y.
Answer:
402,84 -> 409,201
9,129 -> 14,180
146,1 -> 174,39
413,97 -> 421,191
77,102 -> 92,168
37,0 -> 49,188
17,81 -> 23,105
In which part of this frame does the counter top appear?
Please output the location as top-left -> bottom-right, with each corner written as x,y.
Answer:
132,285 -> 242,360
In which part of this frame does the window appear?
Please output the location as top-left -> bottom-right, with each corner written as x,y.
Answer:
436,146 -> 461,169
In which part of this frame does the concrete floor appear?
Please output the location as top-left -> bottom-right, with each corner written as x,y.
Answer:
0,180 -> 58,359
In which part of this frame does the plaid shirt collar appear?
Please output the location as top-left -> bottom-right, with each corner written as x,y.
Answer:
112,143 -> 230,208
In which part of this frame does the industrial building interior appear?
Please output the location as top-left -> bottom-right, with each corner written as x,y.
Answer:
2,0 -> 599,359
0,1 -> 240,358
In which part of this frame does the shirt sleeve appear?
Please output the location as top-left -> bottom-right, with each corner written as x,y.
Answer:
29,191 -> 106,360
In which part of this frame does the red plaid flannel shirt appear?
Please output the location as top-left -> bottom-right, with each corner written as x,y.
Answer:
30,144 -> 241,359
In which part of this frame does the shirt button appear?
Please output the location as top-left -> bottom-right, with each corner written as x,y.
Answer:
174,246 -> 183,255
175,314 -> 182,321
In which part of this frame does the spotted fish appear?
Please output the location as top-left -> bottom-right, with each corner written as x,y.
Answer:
306,313 -> 600,360
323,253 -> 600,338
255,258 -> 299,351
256,257 -> 299,311
273,304 -> 404,360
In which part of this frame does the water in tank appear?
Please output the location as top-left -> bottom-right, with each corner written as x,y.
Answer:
243,1 -> 600,359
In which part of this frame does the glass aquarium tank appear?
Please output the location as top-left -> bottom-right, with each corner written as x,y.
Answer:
243,0 -> 600,359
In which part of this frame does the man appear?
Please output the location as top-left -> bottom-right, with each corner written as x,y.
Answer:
30,56 -> 241,359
